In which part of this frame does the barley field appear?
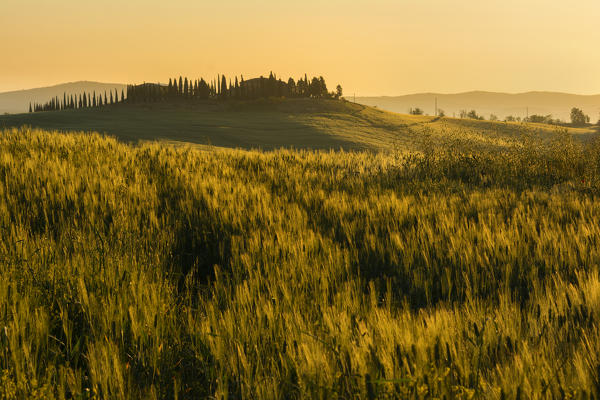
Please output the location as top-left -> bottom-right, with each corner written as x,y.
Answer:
1,127 -> 600,399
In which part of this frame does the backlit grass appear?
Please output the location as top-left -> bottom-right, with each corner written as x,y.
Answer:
1,127 -> 600,398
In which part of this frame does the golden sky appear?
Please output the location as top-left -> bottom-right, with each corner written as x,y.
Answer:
2,0 -> 599,95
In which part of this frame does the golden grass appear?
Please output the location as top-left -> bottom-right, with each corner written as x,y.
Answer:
1,127 -> 600,398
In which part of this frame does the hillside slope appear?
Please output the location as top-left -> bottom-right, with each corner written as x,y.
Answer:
0,81 -> 127,114
1,99 -> 595,151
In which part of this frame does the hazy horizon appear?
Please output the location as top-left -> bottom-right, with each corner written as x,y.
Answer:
3,80 -> 600,98
4,80 -> 600,98
3,0 -> 599,96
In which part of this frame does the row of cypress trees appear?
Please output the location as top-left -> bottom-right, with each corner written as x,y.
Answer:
126,72 -> 335,103
31,89 -> 125,113
31,73 -> 340,112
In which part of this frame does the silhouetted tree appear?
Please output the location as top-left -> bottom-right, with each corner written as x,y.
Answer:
570,107 -> 589,126
221,75 -> 227,98
467,110 -> 483,120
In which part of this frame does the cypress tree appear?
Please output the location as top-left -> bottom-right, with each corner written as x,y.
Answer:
110,91 -> 114,104
121,90 -> 125,102
184,78 -> 189,98
115,89 -> 119,104
178,77 -> 183,96
221,75 -> 227,98
319,76 -> 327,98
304,74 -> 308,97
29,103 -> 32,113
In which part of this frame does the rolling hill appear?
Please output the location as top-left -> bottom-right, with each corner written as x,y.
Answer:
355,91 -> 600,122
0,81 -> 127,114
0,98 -> 596,151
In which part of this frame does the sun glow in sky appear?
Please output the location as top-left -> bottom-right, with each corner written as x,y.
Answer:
2,0 -> 599,95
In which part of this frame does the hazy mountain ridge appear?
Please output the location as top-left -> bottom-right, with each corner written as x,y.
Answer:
355,91 -> 600,121
0,81 -> 127,114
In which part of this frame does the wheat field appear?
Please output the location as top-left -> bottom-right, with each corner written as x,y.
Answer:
1,127 -> 600,399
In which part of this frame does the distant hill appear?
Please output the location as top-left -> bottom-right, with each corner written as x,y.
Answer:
0,82 -> 127,114
354,91 -> 600,122
0,98 -> 596,151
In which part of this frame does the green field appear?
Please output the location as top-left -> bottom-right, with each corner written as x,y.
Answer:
1,99 -> 595,151
2,124 -> 600,398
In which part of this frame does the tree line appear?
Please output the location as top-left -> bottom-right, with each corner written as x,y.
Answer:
126,72 -> 341,103
31,89 -> 125,113
31,72 -> 343,112
506,108 -> 593,126
409,106 -> 598,127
